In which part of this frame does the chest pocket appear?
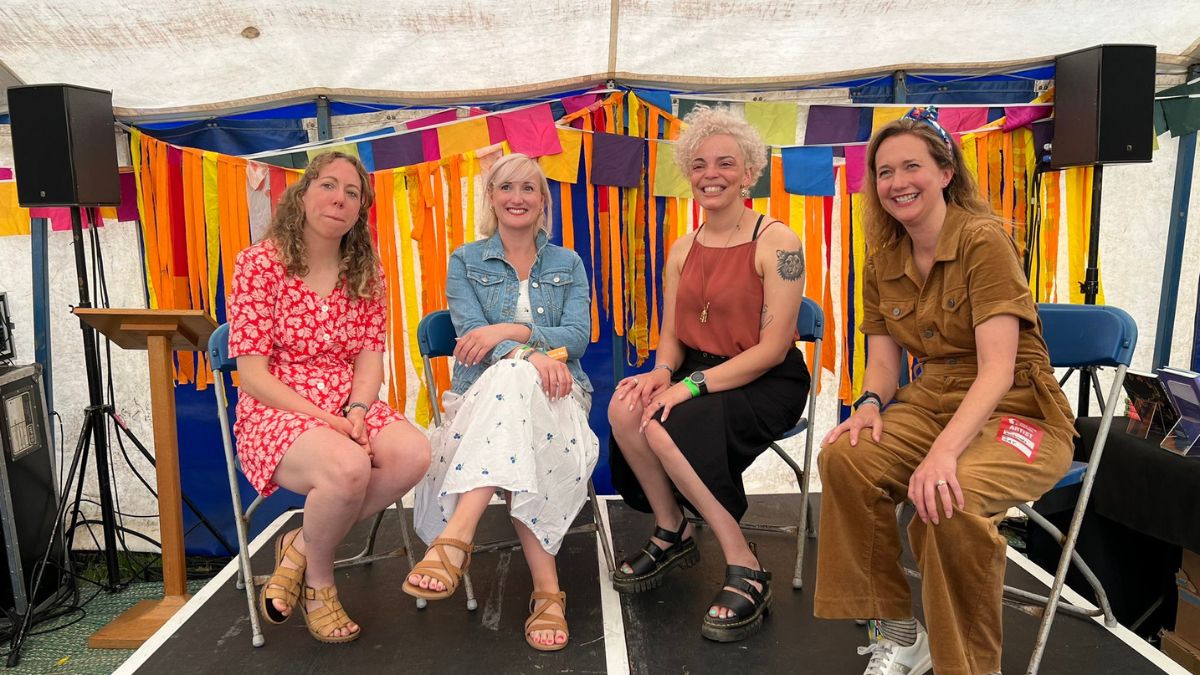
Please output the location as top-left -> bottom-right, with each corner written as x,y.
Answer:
879,297 -> 917,346
535,270 -> 573,316
466,266 -> 504,309
938,285 -> 972,347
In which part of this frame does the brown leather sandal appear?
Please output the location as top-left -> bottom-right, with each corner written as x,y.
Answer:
260,528 -> 305,624
401,537 -> 472,600
525,591 -> 569,652
299,584 -> 360,644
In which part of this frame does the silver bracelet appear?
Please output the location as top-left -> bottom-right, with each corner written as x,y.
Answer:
653,364 -> 675,375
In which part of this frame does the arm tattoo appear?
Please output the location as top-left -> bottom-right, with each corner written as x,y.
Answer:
760,305 -> 774,330
776,249 -> 804,281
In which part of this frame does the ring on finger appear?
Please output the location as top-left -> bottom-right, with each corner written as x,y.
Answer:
936,479 -> 947,487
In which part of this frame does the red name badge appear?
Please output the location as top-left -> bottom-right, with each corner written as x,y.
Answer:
996,417 -> 1044,463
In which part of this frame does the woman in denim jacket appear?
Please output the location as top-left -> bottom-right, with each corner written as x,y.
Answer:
409,153 -> 599,651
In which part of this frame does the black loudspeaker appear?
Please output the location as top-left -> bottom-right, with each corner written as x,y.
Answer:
7,84 -> 120,207
0,364 -> 64,616
1050,44 -> 1156,169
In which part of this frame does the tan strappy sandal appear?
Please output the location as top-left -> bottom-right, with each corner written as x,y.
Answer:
299,584 -> 360,644
401,537 -> 472,600
525,591 -> 569,652
260,528 -> 305,624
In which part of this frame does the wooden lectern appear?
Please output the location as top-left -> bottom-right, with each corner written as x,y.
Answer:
73,308 -> 217,649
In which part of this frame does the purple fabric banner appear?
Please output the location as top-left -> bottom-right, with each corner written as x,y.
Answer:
591,132 -> 645,187
372,132 -> 426,170
804,106 -> 871,150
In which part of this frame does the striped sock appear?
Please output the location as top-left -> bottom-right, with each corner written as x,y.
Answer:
874,617 -> 921,647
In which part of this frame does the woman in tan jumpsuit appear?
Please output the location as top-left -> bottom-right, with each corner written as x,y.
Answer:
813,113 -> 1075,675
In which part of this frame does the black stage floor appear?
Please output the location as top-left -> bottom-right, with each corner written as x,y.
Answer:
117,495 -> 1180,674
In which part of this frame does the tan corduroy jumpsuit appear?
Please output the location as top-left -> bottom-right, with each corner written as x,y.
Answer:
814,206 -> 1076,675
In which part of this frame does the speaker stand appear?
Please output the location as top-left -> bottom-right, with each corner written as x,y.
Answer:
1077,164 -> 1106,415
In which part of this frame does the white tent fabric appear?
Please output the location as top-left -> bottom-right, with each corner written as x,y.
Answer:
0,0 -> 1197,117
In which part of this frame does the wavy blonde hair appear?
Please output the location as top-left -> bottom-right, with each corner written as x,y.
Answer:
673,104 -> 769,186
478,153 -> 553,238
861,119 -> 996,253
264,151 -> 380,300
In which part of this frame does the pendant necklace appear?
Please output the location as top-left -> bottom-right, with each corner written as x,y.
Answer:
697,209 -> 745,325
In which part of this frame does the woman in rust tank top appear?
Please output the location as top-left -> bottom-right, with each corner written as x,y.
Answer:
607,105 -> 810,642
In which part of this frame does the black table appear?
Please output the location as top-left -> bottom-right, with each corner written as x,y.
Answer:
1028,416 -> 1199,637
1074,416 -> 1200,551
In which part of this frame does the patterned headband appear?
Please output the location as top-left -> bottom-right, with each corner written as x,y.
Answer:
904,106 -> 953,150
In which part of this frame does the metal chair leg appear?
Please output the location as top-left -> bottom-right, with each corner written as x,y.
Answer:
590,482 -> 615,576
216,375 -> 265,648
393,502 -> 428,610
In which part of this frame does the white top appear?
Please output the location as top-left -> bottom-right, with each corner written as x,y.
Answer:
514,278 -> 533,324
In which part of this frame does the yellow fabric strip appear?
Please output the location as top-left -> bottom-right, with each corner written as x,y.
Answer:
745,101 -> 798,146
306,143 -> 359,163
871,107 -> 907,134
437,117 -> 490,158
651,143 -> 691,198
851,194 -> 867,402
130,130 -> 159,308
202,152 -> 222,315
0,183 -> 30,236
394,170 -> 430,426
540,128 -> 583,184
465,151 -> 478,243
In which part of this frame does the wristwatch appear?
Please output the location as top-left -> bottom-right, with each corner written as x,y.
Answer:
342,401 -> 370,416
853,390 -> 883,411
687,370 -> 709,395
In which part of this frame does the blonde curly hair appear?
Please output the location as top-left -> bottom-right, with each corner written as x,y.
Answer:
861,119 -> 997,253
673,104 -> 769,186
264,151 -> 380,300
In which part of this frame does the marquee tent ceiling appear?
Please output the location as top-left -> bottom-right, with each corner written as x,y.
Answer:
0,0 -> 1197,119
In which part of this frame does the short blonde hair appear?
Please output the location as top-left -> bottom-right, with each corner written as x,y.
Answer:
478,153 -> 554,238
673,105 -> 769,185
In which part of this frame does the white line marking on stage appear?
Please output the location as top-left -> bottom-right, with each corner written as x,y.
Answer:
1005,547 -> 1188,674
113,510 -> 296,675
595,496 -> 630,675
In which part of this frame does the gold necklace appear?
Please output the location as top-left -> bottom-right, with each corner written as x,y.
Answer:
697,210 -> 745,324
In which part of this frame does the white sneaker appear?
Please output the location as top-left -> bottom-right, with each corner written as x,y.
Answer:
857,629 -> 933,675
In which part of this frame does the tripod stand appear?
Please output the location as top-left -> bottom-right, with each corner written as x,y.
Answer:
8,206 -> 119,666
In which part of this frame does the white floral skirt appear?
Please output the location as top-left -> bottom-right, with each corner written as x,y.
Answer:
413,359 -> 599,555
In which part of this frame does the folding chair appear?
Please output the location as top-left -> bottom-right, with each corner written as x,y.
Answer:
416,310 -> 617,611
739,296 -> 824,590
209,323 -> 423,646
1003,303 -> 1136,675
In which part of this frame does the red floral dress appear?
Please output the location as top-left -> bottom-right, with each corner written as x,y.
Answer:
227,239 -> 406,496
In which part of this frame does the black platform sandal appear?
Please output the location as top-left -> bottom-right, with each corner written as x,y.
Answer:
611,518 -> 699,594
700,564 -> 772,643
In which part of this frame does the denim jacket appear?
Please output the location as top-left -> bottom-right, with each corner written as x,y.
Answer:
445,231 -> 592,395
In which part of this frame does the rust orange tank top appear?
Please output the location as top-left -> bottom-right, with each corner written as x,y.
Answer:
676,215 -> 773,357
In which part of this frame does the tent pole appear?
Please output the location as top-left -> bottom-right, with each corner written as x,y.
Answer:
1155,63 -> 1200,370
894,70 -> 908,104
316,95 -> 332,141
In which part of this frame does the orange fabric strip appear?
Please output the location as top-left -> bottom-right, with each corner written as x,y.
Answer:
838,169 -> 853,402
559,181 -> 575,252
609,185 -> 623,336
1001,132 -> 1014,236
770,155 -> 787,223
446,157 -> 464,252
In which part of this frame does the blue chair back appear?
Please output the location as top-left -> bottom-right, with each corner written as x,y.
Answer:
417,310 -> 457,359
797,297 -> 824,343
209,323 -> 237,373
1037,304 -> 1136,369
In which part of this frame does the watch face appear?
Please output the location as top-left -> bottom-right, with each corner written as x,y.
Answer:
690,371 -> 705,384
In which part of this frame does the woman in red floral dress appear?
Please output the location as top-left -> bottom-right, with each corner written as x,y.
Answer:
227,151 -> 431,643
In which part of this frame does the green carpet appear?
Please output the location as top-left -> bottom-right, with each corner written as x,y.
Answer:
5,579 -> 209,675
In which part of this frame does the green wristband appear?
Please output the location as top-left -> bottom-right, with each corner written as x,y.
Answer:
682,377 -> 701,398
